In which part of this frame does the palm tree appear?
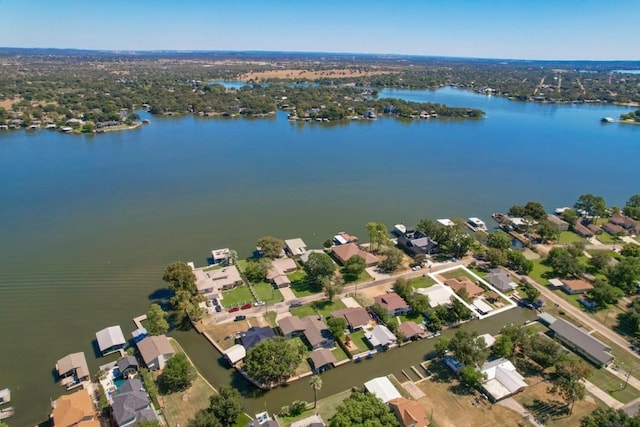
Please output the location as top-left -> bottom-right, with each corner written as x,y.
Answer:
309,375 -> 322,409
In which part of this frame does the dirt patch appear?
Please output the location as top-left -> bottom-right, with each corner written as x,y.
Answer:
200,319 -> 252,351
239,68 -> 394,81
355,283 -> 391,299
0,98 -> 18,109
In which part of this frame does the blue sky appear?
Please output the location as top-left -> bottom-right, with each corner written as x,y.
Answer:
1,0 -> 638,60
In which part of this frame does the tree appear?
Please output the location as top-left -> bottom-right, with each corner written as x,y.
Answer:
561,208 -> 579,225
536,219 -> 560,243
546,247 -> 584,278
304,252 -> 337,284
434,336 -> 450,359
188,410 -> 223,427
621,243 -> 640,259
580,407 -> 636,427
492,335 -> 514,358
257,236 -> 285,259
624,195 -> 640,220
329,391 -> 398,427
369,303 -> 390,325
608,256 -> 640,294
163,261 -> 197,294
507,250 -> 533,274
343,255 -> 366,280
522,334 -> 562,369
487,231 -> 511,250
522,283 -> 541,302
243,258 -> 271,282
575,194 -> 607,218
523,201 -> 547,221
587,279 -> 624,309
508,204 -> 526,218
309,375 -> 322,408
378,246 -> 404,273
321,274 -> 344,302
441,229 -> 474,259
460,365 -> 487,388
366,222 -> 390,253
589,251 -> 611,272
392,277 -> 413,300
500,323 -> 534,352
209,385 -> 242,427
426,310 -> 444,332
568,241 -> 587,258
448,329 -> 489,367
327,317 -> 347,338
486,248 -> 507,267
409,293 -> 429,315
551,357 -> 592,415
146,303 -> 169,335
243,337 -> 305,385
161,353 -> 196,392
449,297 -> 472,322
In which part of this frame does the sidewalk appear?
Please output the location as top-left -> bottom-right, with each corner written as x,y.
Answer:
583,379 -> 624,409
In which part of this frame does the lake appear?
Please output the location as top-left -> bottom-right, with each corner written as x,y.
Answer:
0,87 -> 638,425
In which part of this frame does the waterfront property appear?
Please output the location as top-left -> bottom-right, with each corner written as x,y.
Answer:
415,283 -> 455,308
267,257 -> 298,288
364,376 -> 402,403
55,352 -> 90,389
333,232 -> 358,246
397,321 -> 424,341
284,238 -> 308,257
546,214 -> 569,231
137,334 -> 175,371
112,378 -> 157,426
50,388 -> 98,427
211,248 -> 232,265
373,293 -> 410,316
116,355 -> 139,378
365,325 -> 397,350
442,278 -> 484,299
309,348 -> 337,372
241,326 -> 276,350
332,243 -> 378,266
95,326 -> 126,356
331,307 -> 371,331
549,318 -> 614,367
277,315 -> 332,349
224,344 -> 247,365
389,397 -> 429,427
194,264 -> 244,295
396,226 -> 438,257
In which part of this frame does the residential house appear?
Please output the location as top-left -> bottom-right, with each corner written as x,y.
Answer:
332,232 -> 358,246
546,214 -> 569,232
484,268 -> 518,292
116,356 -> 139,378
332,243 -> 379,267
194,265 -> 243,295
396,227 -> 439,257
50,388 -> 99,427
211,248 -> 231,265
561,279 -> 594,295
241,326 -> 275,350
95,325 -> 126,356
602,222 -> 626,236
308,348 -> 337,372
397,321 -> 424,341
549,318 -> 614,367
478,333 -> 496,347
331,307 -> 371,331
415,283 -> 455,308
373,293 -> 410,316
56,352 -> 90,385
284,238 -> 307,257
479,358 -> 528,401
610,214 -> 638,233
472,299 -> 494,315
267,257 -> 297,288
137,334 -> 175,371
389,397 -> 429,427
572,222 -> 594,238
364,376 -> 402,403
365,325 -> 397,350
278,315 -> 331,349
112,378 -> 157,426
586,223 -> 603,235
443,278 -> 484,299
224,344 -> 246,365
299,249 -> 326,264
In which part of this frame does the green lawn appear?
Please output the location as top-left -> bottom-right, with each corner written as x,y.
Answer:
591,332 -> 640,378
595,233 -> 617,245
288,270 -> 322,298
290,299 -> 346,318
528,258 -> 553,285
558,231 -> 586,244
252,281 -> 283,304
589,368 -> 640,403
221,285 -> 254,307
409,275 -> 438,288
344,329 -> 371,353
203,264 -> 223,272
277,389 -> 352,427
331,345 -> 350,362
438,267 -> 481,282
342,269 -> 372,284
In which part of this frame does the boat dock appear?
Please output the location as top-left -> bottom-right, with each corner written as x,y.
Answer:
0,388 -> 9,405
0,407 -> 14,420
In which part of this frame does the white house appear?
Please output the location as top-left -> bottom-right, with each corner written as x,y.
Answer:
480,358 -> 527,401
364,376 -> 402,403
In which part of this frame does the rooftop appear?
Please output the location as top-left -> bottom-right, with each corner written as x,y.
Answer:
56,352 -> 90,379
95,325 -> 126,352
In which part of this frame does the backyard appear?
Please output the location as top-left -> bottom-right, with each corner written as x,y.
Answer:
221,284 -> 255,308
288,270 -> 322,298
290,299 -> 346,318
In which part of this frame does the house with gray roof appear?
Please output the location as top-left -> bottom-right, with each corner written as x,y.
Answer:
241,326 -> 275,350
365,325 -> 397,350
484,268 -> 518,292
549,318 -> 614,367
96,325 -> 126,356
112,378 -> 157,426
117,356 -> 139,378
56,352 -> 90,384
278,315 -> 332,349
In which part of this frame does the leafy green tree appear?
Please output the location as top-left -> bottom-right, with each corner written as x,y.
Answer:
449,297 -> 472,322
624,194 -> 640,219
163,261 -> 197,294
327,317 -> 347,338
523,201 -> 547,220
309,375 -> 322,408
369,303 -> 390,325
546,247 -> 584,278
589,252 -> 611,272
343,255 -> 366,280
243,258 -> 271,282
492,335 -> 514,358
329,391 -> 398,427
487,231 -> 511,250
243,337 -> 305,385
146,303 -> 169,335
426,310 -> 444,332
161,353 -> 196,392
587,279 -> 624,309
568,241 -> 587,258
448,329 -> 489,367
321,274 -> 344,302
487,248 -> 507,267
575,194 -> 607,218
621,243 -> 640,259
536,219 -> 560,242
500,323 -> 534,352
508,204 -> 526,218
522,283 -> 541,302
304,252 -> 337,284
580,407 -> 636,427
378,246 -> 404,273
366,222 -> 390,253
257,236 -> 285,259
441,229 -> 474,259
434,336 -> 450,359
506,250 -> 533,274
561,208 -> 579,225
522,335 -> 562,369
188,410 -> 223,427
460,365 -> 487,388
209,385 -> 242,427
409,293 -> 429,315
608,256 -> 640,294
392,277 -> 413,301
551,357 -> 592,415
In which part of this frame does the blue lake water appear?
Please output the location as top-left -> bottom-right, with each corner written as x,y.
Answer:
0,86 -> 638,425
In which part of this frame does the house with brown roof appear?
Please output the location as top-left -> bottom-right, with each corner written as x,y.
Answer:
194,265 -> 244,295
331,307 -> 371,331
602,222 -> 626,236
398,321 -> 424,341
561,279 -> 594,295
333,232 -> 358,245
546,214 -> 569,232
332,243 -> 378,266
443,278 -> 484,299
373,293 -> 410,316
610,214 -> 638,232
389,397 -> 429,427
572,222 -> 594,238
51,388 -> 99,427
137,334 -> 175,371
278,315 -> 332,349
308,348 -> 337,372
56,352 -> 90,387
267,258 -> 298,288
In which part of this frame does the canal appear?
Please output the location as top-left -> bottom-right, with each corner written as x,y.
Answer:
173,306 -> 538,415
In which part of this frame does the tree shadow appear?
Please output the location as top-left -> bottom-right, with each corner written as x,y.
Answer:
148,287 -> 172,301
428,361 -> 453,384
170,312 -> 193,331
448,382 -> 475,396
523,398 -> 569,423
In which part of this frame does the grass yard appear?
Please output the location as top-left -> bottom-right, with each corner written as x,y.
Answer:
276,389 -> 352,426
342,268 -> 372,284
252,281 -> 283,304
438,267 -> 481,283
221,285 -> 255,307
203,264 -> 223,272
331,344 -> 350,362
595,232 -> 618,245
588,368 -> 640,404
290,299 -> 346,319
591,332 -> 640,377
528,258 -> 553,285
344,329 -> 371,354
409,275 -> 438,288
288,270 -> 322,298
558,231 -> 586,244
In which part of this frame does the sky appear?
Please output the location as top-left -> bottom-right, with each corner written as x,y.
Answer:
1,0 -> 638,60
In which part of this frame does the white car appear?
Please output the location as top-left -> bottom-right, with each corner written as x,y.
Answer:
253,301 -> 266,306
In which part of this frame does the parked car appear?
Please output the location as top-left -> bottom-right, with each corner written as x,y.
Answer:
229,307 -> 240,313
234,315 -> 247,321
289,300 -> 302,307
241,303 -> 253,310
206,299 -> 213,307
215,305 -> 222,312
254,301 -> 266,306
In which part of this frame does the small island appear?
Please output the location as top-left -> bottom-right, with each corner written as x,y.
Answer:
619,109 -> 640,124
